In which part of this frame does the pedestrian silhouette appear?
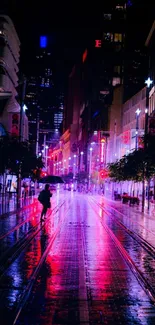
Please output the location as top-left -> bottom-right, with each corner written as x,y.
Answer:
38,184 -> 52,221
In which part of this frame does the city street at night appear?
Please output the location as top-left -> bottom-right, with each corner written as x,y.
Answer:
1,192 -> 155,324
0,1 -> 155,324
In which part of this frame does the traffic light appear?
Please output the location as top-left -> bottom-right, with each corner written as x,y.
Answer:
99,169 -> 109,180
100,170 -> 105,179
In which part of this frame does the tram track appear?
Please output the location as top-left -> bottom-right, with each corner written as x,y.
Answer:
92,198 -> 155,258
0,200 -> 64,240
12,200 -> 70,325
89,197 -> 155,304
0,201 -> 65,281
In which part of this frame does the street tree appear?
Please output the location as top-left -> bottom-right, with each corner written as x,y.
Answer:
0,137 -> 44,180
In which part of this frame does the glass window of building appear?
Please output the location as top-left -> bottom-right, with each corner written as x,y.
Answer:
116,5 -> 124,10
104,33 -> 113,42
114,33 -> 122,42
112,77 -> 121,86
104,14 -> 112,20
114,66 -> 121,74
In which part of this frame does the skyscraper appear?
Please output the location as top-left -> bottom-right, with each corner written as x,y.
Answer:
26,36 -> 64,153
63,0 -> 148,173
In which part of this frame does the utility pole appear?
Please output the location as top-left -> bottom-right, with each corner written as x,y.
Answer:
17,77 -> 27,208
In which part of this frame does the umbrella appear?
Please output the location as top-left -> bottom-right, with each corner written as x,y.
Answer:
39,175 -> 64,184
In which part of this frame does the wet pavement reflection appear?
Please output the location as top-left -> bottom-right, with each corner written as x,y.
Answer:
1,193 -> 155,324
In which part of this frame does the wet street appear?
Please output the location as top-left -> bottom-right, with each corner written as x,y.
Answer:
1,192 -> 155,324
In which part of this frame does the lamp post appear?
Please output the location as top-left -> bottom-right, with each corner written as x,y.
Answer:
80,151 -> 84,172
88,147 -> 93,189
141,77 -> 153,212
135,108 -> 141,150
73,155 -> 77,189
17,77 -> 27,207
45,145 -> 49,170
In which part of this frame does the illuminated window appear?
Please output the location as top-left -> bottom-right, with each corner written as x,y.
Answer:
114,33 -> 122,42
114,66 -> 121,74
116,5 -> 124,10
112,77 -> 121,86
104,33 -> 113,42
104,14 -> 111,20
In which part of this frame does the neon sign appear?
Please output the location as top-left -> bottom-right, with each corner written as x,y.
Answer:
40,36 -> 47,48
100,138 -> 105,162
95,40 -> 102,48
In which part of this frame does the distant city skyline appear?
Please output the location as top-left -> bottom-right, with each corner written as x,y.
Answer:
1,0 -> 154,78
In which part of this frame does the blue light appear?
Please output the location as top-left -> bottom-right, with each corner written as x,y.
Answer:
127,0 -> 132,7
40,36 -> 47,48
93,111 -> 99,118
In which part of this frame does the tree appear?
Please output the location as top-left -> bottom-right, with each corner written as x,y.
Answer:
108,142 -> 155,211
0,137 -> 44,180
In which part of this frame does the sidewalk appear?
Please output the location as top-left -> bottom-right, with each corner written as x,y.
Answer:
92,193 -> 155,249
103,193 -> 155,216
0,194 -> 36,216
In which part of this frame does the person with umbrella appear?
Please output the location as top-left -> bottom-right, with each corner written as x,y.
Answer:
38,184 -> 52,221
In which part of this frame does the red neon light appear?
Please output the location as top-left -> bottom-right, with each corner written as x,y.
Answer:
95,40 -> 102,48
82,49 -> 88,63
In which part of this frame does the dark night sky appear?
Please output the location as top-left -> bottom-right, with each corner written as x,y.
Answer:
0,0 -> 155,78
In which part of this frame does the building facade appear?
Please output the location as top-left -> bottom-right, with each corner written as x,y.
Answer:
25,36 -> 64,154
0,15 -> 28,140
107,87 -> 146,164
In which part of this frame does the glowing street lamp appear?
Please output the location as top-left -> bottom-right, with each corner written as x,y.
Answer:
45,145 -> 49,169
135,109 -> 141,150
88,148 -> 93,188
135,108 -> 141,116
145,77 -> 153,88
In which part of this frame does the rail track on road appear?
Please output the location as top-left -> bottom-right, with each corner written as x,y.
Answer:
89,197 -> 155,305
0,200 -> 65,280
12,199 -> 70,325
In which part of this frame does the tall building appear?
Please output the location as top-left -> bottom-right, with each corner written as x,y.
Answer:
0,15 -> 28,140
63,1 -> 149,174
26,36 -> 64,153
63,1 -> 127,172
145,21 -> 155,117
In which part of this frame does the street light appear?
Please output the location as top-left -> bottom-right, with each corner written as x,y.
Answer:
145,77 -> 153,88
73,155 -> 77,178
135,109 -> 141,150
88,148 -> 93,189
45,146 -> 49,170
142,77 -> 153,212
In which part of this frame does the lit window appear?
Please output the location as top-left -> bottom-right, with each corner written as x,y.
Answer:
112,77 -> 121,86
114,66 -> 121,74
116,5 -> 124,10
114,33 -> 122,42
104,14 -> 111,20
104,33 -> 113,42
